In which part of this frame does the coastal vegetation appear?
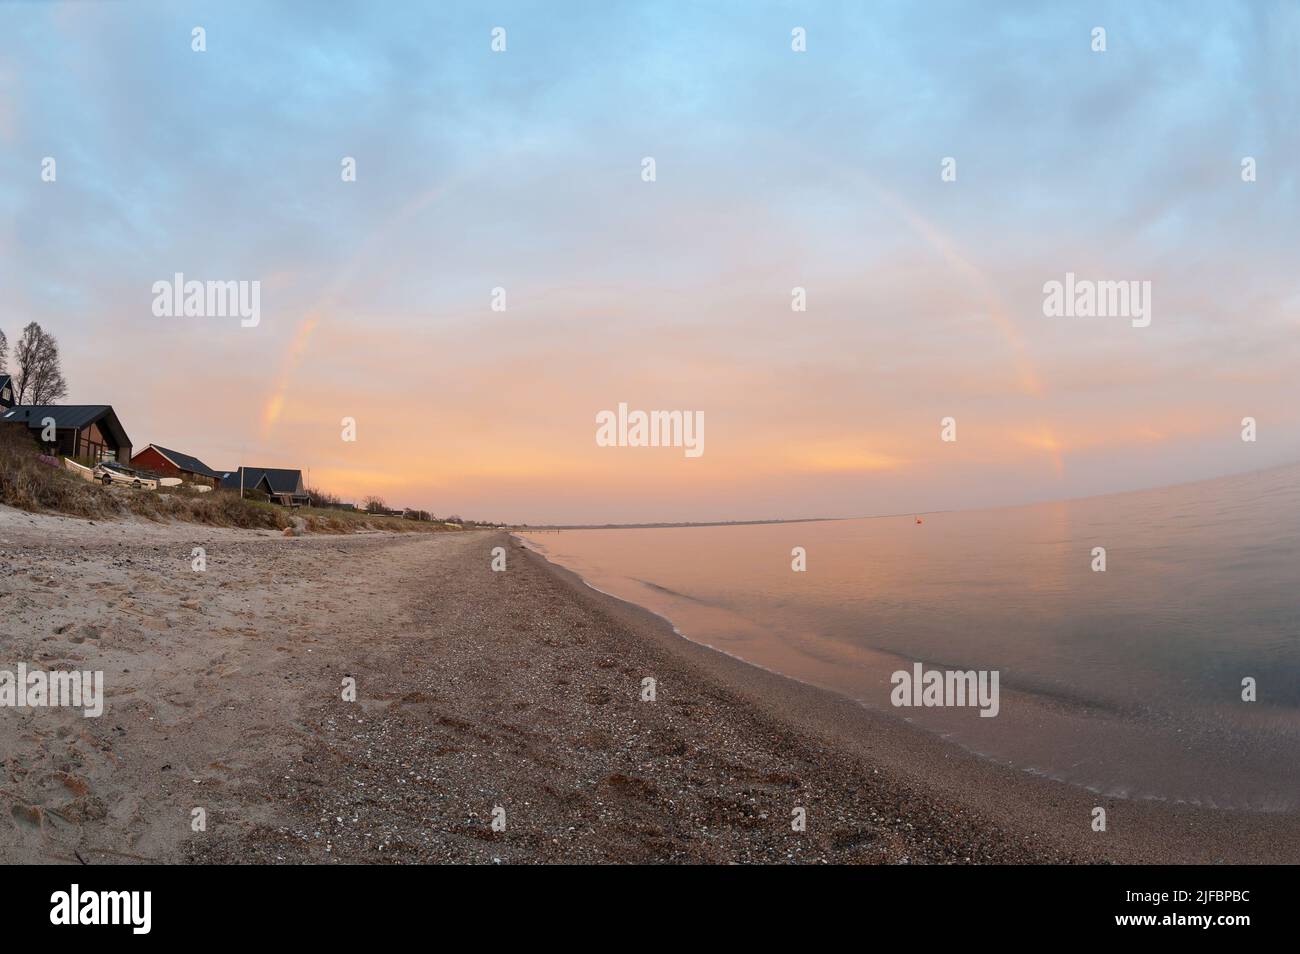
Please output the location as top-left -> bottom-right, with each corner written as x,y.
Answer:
0,427 -> 454,534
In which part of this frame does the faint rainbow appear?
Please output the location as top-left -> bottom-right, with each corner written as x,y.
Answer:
260,160 -> 1053,469
863,181 -> 1044,397
258,181 -> 455,439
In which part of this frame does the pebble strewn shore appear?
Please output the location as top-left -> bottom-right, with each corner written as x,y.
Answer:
1,508 -> 1294,864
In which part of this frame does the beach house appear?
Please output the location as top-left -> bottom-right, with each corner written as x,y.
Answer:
131,444 -> 224,488
1,404 -> 133,464
219,466 -> 310,506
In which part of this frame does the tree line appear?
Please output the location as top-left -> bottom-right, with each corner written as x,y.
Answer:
0,322 -> 68,405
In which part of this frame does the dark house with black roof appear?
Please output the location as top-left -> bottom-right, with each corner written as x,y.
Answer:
219,466 -> 309,506
2,404 -> 132,463
131,444 -> 223,488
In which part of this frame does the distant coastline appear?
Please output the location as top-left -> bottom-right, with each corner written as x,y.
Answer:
514,458 -> 1300,531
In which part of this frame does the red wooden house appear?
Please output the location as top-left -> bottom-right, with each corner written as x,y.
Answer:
131,444 -> 223,488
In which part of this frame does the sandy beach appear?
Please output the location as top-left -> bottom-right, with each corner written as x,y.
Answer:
1,508 -> 1296,864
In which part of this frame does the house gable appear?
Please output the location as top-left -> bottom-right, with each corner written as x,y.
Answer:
135,444 -> 221,481
219,466 -> 307,502
2,405 -> 132,462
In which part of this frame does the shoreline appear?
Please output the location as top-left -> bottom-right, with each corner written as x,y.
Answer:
515,537 -> 1300,864
1,510 -> 1295,863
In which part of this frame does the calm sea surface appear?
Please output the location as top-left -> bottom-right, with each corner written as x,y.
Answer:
522,465 -> 1300,810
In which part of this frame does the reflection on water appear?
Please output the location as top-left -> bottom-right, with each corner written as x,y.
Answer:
522,464 -> 1300,810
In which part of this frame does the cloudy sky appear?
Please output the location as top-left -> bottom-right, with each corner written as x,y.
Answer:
1,1 -> 1297,522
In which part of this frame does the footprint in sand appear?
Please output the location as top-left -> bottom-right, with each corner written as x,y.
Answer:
10,804 -> 43,831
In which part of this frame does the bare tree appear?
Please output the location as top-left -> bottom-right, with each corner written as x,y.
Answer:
0,328 -> 7,373
362,495 -> 387,514
306,486 -> 342,508
13,323 -> 68,405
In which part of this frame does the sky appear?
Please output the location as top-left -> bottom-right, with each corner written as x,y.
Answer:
1,1 -> 1297,523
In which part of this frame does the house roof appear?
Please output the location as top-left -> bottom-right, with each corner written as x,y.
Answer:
143,444 -> 222,479
219,466 -> 304,494
3,405 -> 132,449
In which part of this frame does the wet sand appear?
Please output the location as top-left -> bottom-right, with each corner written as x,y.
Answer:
0,508 -> 1295,863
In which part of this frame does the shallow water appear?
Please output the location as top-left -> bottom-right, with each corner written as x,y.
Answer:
522,465 -> 1300,810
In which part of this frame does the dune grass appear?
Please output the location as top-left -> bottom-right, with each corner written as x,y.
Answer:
0,427 -> 453,533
